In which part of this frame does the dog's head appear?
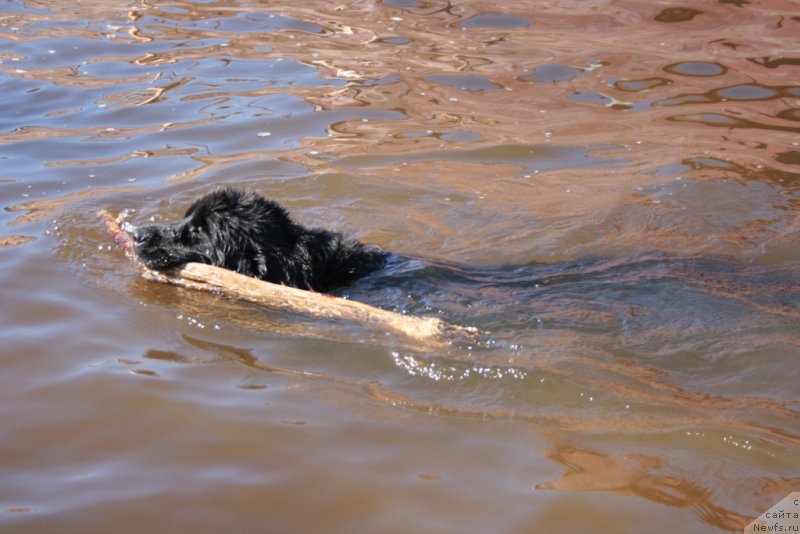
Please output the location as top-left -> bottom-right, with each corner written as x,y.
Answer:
133,188 -> 295,273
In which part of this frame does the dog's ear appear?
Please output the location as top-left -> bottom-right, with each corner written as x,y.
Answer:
184,188 -> 243,228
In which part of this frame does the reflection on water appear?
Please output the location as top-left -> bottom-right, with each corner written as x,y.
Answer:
664,61 -> 728,77
654,7 -> 704,23
1,0 -> 799,532
458,13 -> 533,29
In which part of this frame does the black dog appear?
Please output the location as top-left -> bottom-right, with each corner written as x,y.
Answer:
133,188 -> 387,292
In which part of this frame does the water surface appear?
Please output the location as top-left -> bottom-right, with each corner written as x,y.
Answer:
1,1 -> 799,532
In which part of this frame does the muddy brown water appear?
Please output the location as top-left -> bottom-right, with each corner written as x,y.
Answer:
1,1 -> 799,532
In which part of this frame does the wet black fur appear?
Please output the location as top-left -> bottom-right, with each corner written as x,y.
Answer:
133,188 -> 387,292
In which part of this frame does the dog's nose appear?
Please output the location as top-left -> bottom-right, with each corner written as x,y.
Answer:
132,226 -> 156,246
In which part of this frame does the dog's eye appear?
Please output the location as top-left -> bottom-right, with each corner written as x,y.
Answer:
181,225 -> 200,241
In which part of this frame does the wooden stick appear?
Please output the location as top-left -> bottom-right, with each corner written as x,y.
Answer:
98,209 -> 135,252
98,209 -> 475,346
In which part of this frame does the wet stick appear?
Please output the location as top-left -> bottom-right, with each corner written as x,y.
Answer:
97,209 -> 474,346
98,209 -> 135,252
